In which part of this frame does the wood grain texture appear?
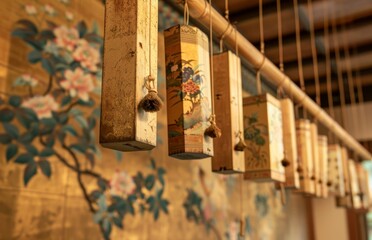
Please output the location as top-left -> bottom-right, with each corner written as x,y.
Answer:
100,0 -> 157,151
211,51 -> 244,173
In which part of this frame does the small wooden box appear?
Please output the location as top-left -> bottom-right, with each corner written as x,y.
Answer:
100,0 -> 158,151
310,123 -> 319,197
164,25 -> 213,159
336,147 -> 351,207
243,93 -> 285,182
296,119 -> 315,194
318,135 -> 328,198
328,144 -> 345,197
348,160 -> 362,209
280,98 -> 300,189
211,51 -> 244,173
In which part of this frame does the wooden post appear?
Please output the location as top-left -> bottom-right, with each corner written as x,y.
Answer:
100,0 -> 158,151
243,94 -> 285,182
164,25 -> 213,159
211,51 -> 244,173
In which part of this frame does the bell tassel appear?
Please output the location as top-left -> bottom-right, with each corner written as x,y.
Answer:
138,75 -> 163,112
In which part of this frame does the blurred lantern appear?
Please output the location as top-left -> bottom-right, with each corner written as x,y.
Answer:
296,119 -> 314,194
279,98 -> 300,189
100,0 -> 159,151
328,145 -> 345,197
164,25 -> 213,159
310,123 -> 319,196
211,51 -> 245,173
243,94 -> 285,182
317,135 -> 328,198
348,160 -> 362,209
357,165 -> 372,210
336,147 -> 352,207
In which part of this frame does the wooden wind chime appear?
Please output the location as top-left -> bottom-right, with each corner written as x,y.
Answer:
306,0 -> 329,198
275,0 -> 300,190
211,3 -> 245,173
322,11 -> 345,199
163,0 -> 219,159
292,0 -> 315,195
100,0 -> 161,151
243,0 -> 285,183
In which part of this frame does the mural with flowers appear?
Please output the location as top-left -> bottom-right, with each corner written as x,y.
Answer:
0,3 -> 168,239
0,1 -> 306,240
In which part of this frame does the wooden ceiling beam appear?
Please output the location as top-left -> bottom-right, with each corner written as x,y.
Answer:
233,0 -> 372,43
302,73 -> 372,95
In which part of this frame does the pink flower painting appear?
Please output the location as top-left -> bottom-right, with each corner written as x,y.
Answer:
60,68 -> 94,102
22,95 -> 59,119
53,25 -> 79,52
73,39 -> 100,72
110,171 -> 136,197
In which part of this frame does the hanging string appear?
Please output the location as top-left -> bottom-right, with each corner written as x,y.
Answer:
219,0 -> 230,52
239,175 -> 245,237
184,0 -> 189,25
293,0 -> 307,118
355,62 -> 364,105
323,11 -> 335,144
138,0 -> 163,112
341,26 -> 356,105
276,0 -> 287,99
275,0 -> 289,188
331,15 -> 346,129
233,24 -> 247,152
307,0 -> 321,110
205,0 -> 222,138
255,0 -> 264,95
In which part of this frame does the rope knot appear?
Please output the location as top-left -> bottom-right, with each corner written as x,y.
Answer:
204,114 -> 222,138
138,75 -> 163,112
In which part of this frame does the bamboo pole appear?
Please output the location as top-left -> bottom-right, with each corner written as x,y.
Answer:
184,0 -> 372,160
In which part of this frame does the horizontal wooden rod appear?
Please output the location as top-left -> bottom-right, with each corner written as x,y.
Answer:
185,0 -> 372,160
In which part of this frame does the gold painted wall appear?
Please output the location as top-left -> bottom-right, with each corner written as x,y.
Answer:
0,0 -> 310,239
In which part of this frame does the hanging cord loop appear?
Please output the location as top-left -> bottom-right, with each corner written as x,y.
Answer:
184,0 -> 190,25
293,0 -> 307,118
139,2 -> 163,112
255,0 -> 265,95
205,0 -> 222,138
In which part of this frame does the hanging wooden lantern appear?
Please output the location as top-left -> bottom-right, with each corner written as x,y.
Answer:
336,147 -> 352,207
317,135 -> 328,198
358,166 -> 371,209
211,51 -> 244,173
164,25 -> 213,159
348,160 -> 362,209
296,119 -> 314,194
243,93 -> 285,182
100,0 -> 158,151
310,123 -> 319,197
356,164 -> 369,210
327,144 -> 345,197
279,98 -> 300,188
